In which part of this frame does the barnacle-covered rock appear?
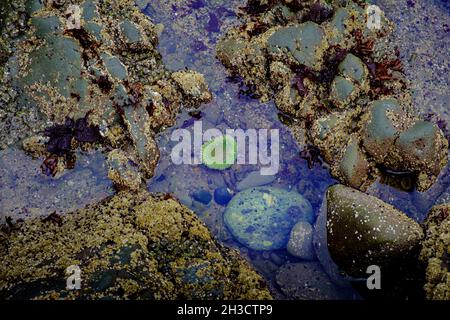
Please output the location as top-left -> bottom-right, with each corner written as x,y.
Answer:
224,187 -> 313,251
171,70 -> 213,108
394,121 -> 448,191
326,184 -> 424,277
311,112 -> 354,164
420,203 -> 450,300
117,19 -> 149,51
121,103 -> 160,178
362,100 -> 448,191
329,76 -> 358,108
363,98 -> 408,162
22,135 -> 49,158
101,53 -> 128,80
107,149 -> 143,191
0,191 -> 271,299
217,0 -> 448,191
0,0 -> 212,187
328,53 -> 369,108
216,34 -> 271,101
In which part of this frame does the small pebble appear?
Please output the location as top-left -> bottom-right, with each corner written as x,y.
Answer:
192,189 -> 212,205
286,221 -> 315,260
214,187 -> 233,206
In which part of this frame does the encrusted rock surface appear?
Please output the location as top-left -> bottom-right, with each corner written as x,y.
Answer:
0,191 -> 271,300
420,203 -> 450,300
0,0 -> 273,301
106,149 -> 143,191
0,0 -> 212,185
216,0 -> 448,191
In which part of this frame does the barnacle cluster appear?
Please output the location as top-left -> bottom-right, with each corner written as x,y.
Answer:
1,0 -> 212,187
0,190 -> 271,299
217,0 -> 448,191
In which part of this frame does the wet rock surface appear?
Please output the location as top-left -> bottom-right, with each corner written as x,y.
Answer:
420,203 -> 450,300
286,221 -> 315,260
275,262 -> 349,300
326,184 -> 424,277
0,0 -> 212,187
0,191 -> 271,299
216,0 -> 448,192
224,187 -> 313,250
106,149 -> 143,191
142,0 -> 448,299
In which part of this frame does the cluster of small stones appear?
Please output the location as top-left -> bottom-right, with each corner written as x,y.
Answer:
1,0 -> 212,190
216,0 -> 448,191
0,191 -> 271,299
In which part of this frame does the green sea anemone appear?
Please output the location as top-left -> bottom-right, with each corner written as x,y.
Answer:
202,135 -> 237,170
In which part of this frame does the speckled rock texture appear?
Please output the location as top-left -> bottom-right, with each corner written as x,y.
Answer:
0,0 -> 212,187
326,184 -> 423,277
216,0 -> 448,192
287,220 -> 315,260
0,191 -> 271,300
420,203 -> 450,300
224,187 -> 313,250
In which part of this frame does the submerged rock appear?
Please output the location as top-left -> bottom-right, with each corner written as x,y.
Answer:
420,203 -> 450,300
0,147 -> 114,222
171,70 -> 213,107
236,170 -> 276,191
213,187 -> 233,206
192,189 -> 212,205
0,191 -> 271,299
223,187 -> 313,250
217,0 -> 448,192
363,100 -> 447,191
286,221 -> 315,260
326,184 -> 424,277
275,262 -> 347,300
